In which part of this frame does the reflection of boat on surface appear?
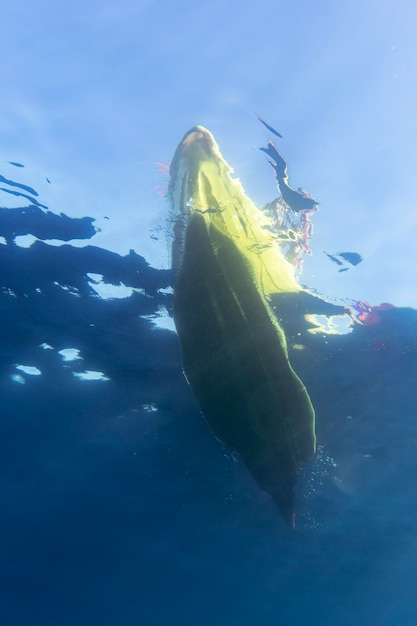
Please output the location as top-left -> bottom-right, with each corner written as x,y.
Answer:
170,126 -> 316,527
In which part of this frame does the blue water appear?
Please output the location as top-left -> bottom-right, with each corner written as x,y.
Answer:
3,1 -> 417,622
1,176 -> 417,625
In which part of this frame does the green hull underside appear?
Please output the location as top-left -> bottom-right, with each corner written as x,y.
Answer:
170,127 -> 316,527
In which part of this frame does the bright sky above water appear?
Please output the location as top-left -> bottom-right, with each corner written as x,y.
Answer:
1,0 -> 417,307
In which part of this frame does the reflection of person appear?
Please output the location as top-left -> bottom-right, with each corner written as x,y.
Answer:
260,141 -> 318,213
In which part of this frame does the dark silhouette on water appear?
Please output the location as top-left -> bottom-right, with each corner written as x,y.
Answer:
260,140 -> 318,212
0,205 -> 96,244
256,113 -> 283,138
324,250 -> 363,272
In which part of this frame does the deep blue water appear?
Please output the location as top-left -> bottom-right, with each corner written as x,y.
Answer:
1,190 -> 417,625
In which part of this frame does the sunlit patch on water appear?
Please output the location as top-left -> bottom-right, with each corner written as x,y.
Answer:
15,364 -> 41,376
9,346 -> 110,384
11,374 -> 25,384
2,287 -> 17,297
15,234 -> 38,248
87,273 -> 146,299
142,402 -> 158,413
305,313 -> 354,336
72,370 -> 110,381
58,348 -> 82,362
11,364 -> 42,384
53,282 -> 81,297
140,305 -> 176,332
